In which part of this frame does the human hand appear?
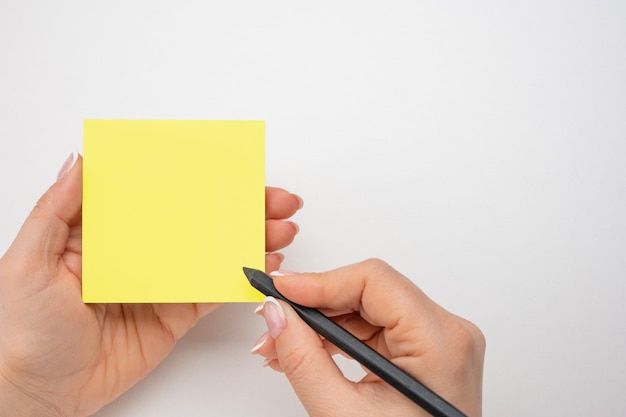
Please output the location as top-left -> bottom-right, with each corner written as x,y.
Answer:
252,259 -> 485,417
0,153 -> 302,417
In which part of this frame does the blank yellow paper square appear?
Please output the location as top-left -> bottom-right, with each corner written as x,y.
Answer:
83,120 -> 265,303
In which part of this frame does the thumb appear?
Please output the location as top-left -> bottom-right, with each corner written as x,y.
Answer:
2,152 -> 82,278
260,297 -> 355,416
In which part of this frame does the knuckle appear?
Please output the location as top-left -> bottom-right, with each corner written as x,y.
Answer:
360,257 -> 391,272
468,321 -> 487,354
446,317 -> 486,364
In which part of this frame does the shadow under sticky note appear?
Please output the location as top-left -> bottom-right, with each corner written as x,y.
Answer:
82,120 -> 265,303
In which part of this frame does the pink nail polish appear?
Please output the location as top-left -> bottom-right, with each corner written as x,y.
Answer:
261,296 -> 286,339
251,331 -> 270,354
293,194 -> 304,210
268,252 -> 285,261
269,270 -> 299,277
57,151 -> 78,181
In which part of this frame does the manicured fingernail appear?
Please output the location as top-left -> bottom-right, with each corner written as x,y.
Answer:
262,357 -> 273,367
270,270 -> 299,277
293,194 -> 304,210
57,151 -> 78,181
251,331 -> 270,354
261,296 -> 286,339
269,253 -> 285,263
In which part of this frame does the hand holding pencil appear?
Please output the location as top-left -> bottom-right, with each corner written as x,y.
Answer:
252,259 -> 485,417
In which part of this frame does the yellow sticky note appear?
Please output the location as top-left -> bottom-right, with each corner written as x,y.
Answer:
83,120 -> 265,303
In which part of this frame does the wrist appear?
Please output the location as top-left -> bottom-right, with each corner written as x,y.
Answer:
0,369 -> 62,417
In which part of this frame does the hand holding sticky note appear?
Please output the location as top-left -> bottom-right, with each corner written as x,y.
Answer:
82,120 -> 265,303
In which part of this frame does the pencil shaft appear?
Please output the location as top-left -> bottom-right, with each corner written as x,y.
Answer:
243,268 -> 468,417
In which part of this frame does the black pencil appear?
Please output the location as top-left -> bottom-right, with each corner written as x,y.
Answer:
243,267 -> 468,417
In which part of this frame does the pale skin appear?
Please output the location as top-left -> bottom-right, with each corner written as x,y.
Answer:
0,154 -> 485,417
0,154 -> 302,417
253,259 -> 486,417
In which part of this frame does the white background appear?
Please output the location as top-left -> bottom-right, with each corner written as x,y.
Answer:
1,1 -> 625,416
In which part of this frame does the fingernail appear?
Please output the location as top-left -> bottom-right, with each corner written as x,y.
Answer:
261,296 -> 286,339
262,357 -> 273,367
293,194 -> 304,210
270,270 -> 299,277
251,331 -> 270,354
268,253 -> 285,263
57,151 -> 78,181
291,222 -> 300,235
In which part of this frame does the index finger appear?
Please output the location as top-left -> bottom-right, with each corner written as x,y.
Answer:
272,259 -> 437,331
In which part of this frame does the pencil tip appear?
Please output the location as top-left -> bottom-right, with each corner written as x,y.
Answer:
242,267 -> 256,280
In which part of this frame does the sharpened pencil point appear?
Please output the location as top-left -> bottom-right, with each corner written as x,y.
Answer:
242,267 -> 256,283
